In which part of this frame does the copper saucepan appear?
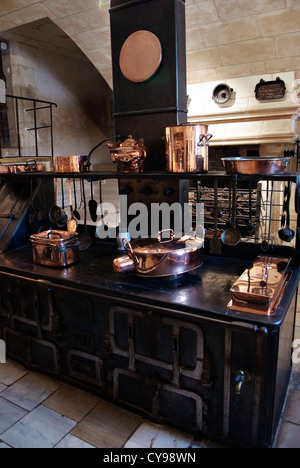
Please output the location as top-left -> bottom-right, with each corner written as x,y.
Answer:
7,159 -> 46,173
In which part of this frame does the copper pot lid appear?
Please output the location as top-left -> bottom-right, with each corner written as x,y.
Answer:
125,228 -> 205,255
119,30 -> 162,83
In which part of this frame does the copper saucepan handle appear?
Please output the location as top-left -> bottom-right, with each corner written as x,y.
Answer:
198,134 -> 213,147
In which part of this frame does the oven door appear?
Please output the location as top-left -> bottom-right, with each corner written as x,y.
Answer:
225,292 -> 296,448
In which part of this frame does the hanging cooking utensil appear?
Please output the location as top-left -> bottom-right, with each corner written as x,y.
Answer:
78,179 -> 92,251
73,178 -> 81,221
57,179 -> 68,228
88,179 -> 98,223
210,180 -> 222,254
261,181 -> 274,252
226,178 -> 232,228
49,178 -> 62,224
278,181 -> 295,243
221,176 -> 241,246
261,181 -> 270,252
67,179 -> 78,233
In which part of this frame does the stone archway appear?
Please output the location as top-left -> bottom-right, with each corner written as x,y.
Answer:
0,1 -> 112,88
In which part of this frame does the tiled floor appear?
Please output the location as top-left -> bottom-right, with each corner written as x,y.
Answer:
0,326 -> 300,449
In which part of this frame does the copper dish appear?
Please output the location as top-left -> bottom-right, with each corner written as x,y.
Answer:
228,256 -> 291,315
222,157 -> 290,175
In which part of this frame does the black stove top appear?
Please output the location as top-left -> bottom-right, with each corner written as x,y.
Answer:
0,242 -> 298,328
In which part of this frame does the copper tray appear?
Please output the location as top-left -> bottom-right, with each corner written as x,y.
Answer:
228,256 -> 291,315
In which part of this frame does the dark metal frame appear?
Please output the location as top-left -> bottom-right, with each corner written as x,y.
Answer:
0,94 -> 57,158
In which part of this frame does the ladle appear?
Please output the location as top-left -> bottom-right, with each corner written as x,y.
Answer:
278,181 -> 295,243
73,178 -> 81,221
221,176 -> 241,246
89,179 -> 98,223
49,178 -> 63,224
67,178 -> 78,233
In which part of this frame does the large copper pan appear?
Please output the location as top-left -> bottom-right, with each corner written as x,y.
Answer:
222,157 -> 290,175
113,228 -> 205,278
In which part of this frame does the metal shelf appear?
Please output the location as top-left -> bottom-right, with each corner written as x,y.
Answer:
0,170 -> 299,183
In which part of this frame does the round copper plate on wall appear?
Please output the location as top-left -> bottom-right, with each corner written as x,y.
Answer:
119,30 -> 162,83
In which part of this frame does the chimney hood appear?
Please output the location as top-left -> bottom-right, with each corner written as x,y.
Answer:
187,72 -> 300,147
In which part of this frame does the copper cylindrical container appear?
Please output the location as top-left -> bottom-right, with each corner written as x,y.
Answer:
53,155 -> 89,173
165,123 -> 212,173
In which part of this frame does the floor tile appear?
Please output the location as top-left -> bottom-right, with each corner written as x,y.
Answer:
1,405 -> 76,448
71,400 -> 142,448
0,397 -> 28,435
276,422 -> 300,449
43,384 -> 99,422
283,390 -> 300,425
124,421 -> 193,449
0,372 -> 60,411
55,434 -> 96,448
0,442 -> 11,448
191,438 -> 227,448
0,359 -> 28,386
0,383 -> 7,393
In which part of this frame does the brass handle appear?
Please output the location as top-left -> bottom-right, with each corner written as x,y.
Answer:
234,369 -> 251,395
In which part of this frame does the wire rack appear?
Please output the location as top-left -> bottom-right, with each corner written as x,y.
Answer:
190,179 -> 297,248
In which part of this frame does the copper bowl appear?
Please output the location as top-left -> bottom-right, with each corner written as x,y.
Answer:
222,157 -> 290,175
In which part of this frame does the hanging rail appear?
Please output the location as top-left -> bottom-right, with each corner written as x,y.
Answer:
1,94 -> 57,159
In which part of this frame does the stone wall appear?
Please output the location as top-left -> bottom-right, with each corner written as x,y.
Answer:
0,19 -> 113,163
1,1 -> 300,91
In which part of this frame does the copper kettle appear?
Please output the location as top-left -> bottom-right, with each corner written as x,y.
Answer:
107,135 -> 147,173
